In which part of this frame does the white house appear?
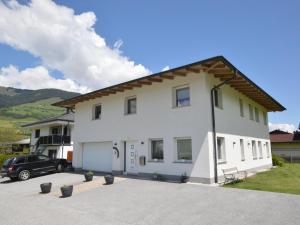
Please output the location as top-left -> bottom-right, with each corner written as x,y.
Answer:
23,112 -> 74,160
54,56 -> 285,183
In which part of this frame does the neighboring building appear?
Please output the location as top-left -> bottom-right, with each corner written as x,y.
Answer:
0,138 -> 30,153
22,113 -> 74,160
54,56 -> 285,183
270,129 -> 300,162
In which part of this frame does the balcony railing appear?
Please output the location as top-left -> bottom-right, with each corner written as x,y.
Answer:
38,135 -> 71,146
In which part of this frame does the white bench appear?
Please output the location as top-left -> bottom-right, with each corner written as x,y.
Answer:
222,167 -> 247,184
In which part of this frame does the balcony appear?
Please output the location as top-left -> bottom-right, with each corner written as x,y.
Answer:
38,135 -> 71,146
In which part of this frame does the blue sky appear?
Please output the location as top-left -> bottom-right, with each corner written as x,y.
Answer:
0,0 -> 299,129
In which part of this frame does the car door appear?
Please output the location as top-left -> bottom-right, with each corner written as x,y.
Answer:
36,155 -> 56,172
27,155 -> 42,174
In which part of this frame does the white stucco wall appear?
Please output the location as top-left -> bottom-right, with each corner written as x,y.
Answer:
72,71 -> 273,183
73,72 -> 212,179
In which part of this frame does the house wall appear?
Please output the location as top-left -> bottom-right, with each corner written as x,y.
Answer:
206,75 -> 272,180
73,71 -> 213,181
72,71 -> 273,183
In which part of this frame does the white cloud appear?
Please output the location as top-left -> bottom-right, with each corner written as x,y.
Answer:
161,66 -> 170,71
269,123 -> 296,133
0,65 -> 88,93
0,0 -> 150,93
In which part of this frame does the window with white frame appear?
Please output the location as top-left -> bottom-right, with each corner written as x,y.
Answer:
239,99 -> 244,117
255,107 -> 260,123
176,138 -> 192,161
258,141 -> 263,159
150,139 -> 164,160
174,86 -> 190,107
252,140 -> 257,159
249,104 -> 254,120
213,88 -> 222,109
263,112 -> 268,125
93,104 -> 101,120
217,137 -> 226,163
125,97 -> 137,115
240,139 -> 245,161
266,142 -> 270,158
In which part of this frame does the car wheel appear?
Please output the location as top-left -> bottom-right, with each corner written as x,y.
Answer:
18,170 -> 30,181
56,164 -> 64,173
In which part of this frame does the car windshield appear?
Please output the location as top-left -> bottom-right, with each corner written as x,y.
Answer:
3,158 -> 14,166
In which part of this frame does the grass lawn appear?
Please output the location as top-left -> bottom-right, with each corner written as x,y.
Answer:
224,163 -> 300,195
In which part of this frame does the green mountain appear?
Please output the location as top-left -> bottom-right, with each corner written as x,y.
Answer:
0,86 -> 79,109
0,86 -> 80,143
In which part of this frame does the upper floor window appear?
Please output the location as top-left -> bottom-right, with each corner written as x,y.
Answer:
35,129 -> 40,138
51,126 -> 60,135
174,86 -> 190,107
176,138 -> 192,161
93,104 -> 101,120
255,107 -> 260,123
125,97 -> 137,115
263,112 -> 268,125
239,99 -> 244,117
217,137 -> 226,163
213,88 -> 223,109
249,104 -> 254,120
150,139 -> 164,161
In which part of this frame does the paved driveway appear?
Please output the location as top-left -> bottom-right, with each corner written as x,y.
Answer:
0,173 -> 300,225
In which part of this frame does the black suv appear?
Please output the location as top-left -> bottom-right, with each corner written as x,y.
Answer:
1,155 -> 68,181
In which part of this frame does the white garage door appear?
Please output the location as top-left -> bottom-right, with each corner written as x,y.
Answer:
82,142 -> 113,172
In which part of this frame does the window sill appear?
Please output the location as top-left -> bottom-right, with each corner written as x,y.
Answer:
148,160 -> 164,163
241,159 -> 245,162
173,160 -> 192,164
172,104 -> 191,109
124,113 -> 137,116
253,158 -> 258,160
218,161 -> 227,165
259,157 -> 263,159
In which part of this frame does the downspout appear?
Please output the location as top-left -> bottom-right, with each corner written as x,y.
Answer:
211,69 -> 237,183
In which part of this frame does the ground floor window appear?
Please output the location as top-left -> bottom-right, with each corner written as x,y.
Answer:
266,142 -> 270,158
252,140 -> 257,160
217,137 -> 226,163
258,141 -> 263,159
176,138 -> 192,161
240,139 -> 245,161
150,139 -> 164,161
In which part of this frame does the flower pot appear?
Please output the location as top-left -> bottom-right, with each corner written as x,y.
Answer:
60,185 -> 73,198
84,174 -> 93,182
104,175 -> 114,185
40,182 -> 52,194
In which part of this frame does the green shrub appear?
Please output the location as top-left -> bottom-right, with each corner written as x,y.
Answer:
272,154 -> 285,167
0,154 -> 17,167
86,171 -> 94,176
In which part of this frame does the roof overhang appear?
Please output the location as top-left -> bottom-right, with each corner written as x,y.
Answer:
22,119 -> 74,129
53,56 -> 285,112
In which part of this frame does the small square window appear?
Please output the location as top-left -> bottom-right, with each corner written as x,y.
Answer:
176,138 -> 192,161
35,129 -> 40,138
93,104 -> 101,120
125,97 -> 137,115
151,139 -> 164,160
217,137 -> 226,163
213,88 -> 222,109
174,86 -> 190,107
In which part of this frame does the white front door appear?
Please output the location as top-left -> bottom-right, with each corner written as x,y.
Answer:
126,141 -> 138,174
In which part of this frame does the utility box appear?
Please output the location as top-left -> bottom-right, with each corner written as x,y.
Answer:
139,156 -> 146,166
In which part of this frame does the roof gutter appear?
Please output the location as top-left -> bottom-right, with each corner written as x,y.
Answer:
211,70 -> 237,183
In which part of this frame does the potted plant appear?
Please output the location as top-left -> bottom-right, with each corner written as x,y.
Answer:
60,185 -> 73,198
84,171 -> 94,182
40,182 -> 52,194
104,174 -> 114,185
180,172 -> 189,183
